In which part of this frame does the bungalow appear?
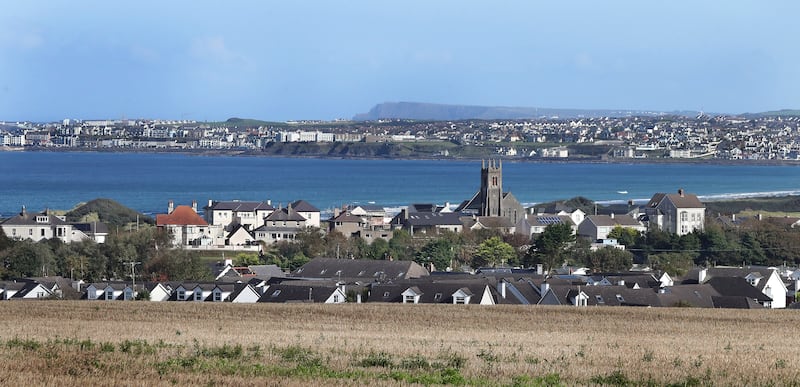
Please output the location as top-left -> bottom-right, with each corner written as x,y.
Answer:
259,283 -> 346,303
370,279 -> 495,305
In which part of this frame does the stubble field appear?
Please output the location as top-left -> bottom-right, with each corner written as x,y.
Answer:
0,301 -> 798,386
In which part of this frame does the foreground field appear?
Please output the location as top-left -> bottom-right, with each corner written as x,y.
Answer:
1,302 -> 799,386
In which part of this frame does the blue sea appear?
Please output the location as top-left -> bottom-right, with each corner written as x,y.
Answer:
2,151 -> 800,217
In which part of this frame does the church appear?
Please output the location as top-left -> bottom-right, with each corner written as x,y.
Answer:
455,160 -> 525,225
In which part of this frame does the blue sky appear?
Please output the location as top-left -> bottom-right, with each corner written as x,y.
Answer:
1,1 -> 798,121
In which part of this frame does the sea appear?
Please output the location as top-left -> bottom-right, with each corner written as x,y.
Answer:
2,151 -> 800,218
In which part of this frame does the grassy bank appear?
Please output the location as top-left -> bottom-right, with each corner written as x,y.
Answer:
0,301 -> 798,385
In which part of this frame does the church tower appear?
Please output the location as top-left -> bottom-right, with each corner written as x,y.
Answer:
480,159 -> 503,217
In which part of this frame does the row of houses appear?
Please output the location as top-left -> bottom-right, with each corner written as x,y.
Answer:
4,258 -> 795,309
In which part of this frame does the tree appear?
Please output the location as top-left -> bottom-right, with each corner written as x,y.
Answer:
388,229 -> 416,261
416,238 -> 455,271
587,246 -> 634,272
607,226 -> 640,247
473,237 -> 516,268
1,240 -> 56,278
527,223 -> 575,272
364,238 -> 390,260
295,227 -> 326,258
234,252 -> 260,266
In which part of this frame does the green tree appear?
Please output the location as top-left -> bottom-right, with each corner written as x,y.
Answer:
416,238 -> 455,271
527,223 -> 575,272
587,246 -> 634,272
388,229 -> 416,261
473,237 -> 516,268
607,226 -> 640,247
1,240 -> 56,278
364,238 -> 391,260
234,252 -> 260,266
647,252 -> 694,277
295,227 -> 326,258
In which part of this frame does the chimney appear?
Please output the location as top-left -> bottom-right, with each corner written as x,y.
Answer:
333,207 -> 341,217
731,213 -> 736,222
498,281 -> 507,299
267,199 -> 272,206
540,282 -> 550,295
757,213 -> 763,221
536,264 -> 543,276
21,205 -> 26,217
168,200 -> 174,214
208,199 -> 213,208
610,213 -> 615,219
698,268 -> 707,283
678,188 -> 685,197
617,279 -> 625,287
192,200 -> 197,213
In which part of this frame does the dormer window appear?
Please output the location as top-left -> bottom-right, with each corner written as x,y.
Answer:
36,216 -> 49,223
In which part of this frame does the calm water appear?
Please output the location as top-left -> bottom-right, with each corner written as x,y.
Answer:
2,151 -> 800,217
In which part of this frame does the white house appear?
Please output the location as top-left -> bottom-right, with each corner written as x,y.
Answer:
645,189 -> 705,235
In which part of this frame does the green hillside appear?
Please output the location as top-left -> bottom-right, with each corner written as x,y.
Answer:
65,198 -> 154,226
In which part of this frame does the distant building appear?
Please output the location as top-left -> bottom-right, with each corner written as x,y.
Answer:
0,206 -> 108,244
456,159 -> 524,226
645,189 -> 705,235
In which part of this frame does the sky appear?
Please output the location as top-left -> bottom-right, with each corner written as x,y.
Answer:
1,1 -> 798,122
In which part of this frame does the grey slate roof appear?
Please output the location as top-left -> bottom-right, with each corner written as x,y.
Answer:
647,191 -> 705,209
258,283 -> 339,303
206,201 -> 274,212
1,209 -> 70,226
584,214 -> 643,227
264,208 -> 307,222
290,200 -> 320,212
292,257 -> 429,280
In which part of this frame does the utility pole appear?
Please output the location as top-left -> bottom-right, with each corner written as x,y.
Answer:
124,261 -> 141,300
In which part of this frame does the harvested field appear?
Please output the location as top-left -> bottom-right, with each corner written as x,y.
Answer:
1,301 -> 798,386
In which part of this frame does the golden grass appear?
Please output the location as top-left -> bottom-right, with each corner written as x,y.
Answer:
1,301 -> 799,386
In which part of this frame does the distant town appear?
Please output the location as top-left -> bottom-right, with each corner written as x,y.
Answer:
2,159 -> 800,310
3,112 -> 800,161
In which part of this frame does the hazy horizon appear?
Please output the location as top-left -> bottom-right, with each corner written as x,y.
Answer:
2,1 -> 798,122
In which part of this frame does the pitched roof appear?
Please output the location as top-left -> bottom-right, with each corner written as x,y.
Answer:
404,212 -> 463,226
72,222 -> 110,234
207,201 -> 274,212
706,277 -> 771,302
290,200 -> 319,212
0,209 -> 70,226
527,214 -> 575,227
156,205 -> 208,226
264,207 -> 307,222
292,257 -> 429,280
258,283 -> 340,303
329,212 -> 364,223
648,191 -> 705,209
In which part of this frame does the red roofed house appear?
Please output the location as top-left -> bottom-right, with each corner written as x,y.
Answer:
156,201 -> 222,247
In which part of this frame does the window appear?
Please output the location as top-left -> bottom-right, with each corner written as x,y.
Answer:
454,295 -> 467,304
11,229 -> 15,236
105,289 -> 114,300
29,229 -> 33,236
403,295 -> 415,304
271,290 -> 281,297
383,292 -> 390,298
434,293 -> 442,301
333,294 -> 340,303
595,295 -> 604,304
615,294 -> 625,303
177,289 -> 185,301
680,211 -> 688,222
124,288 -> 133,300
213,291 -> 222,302
194,289 -> 202,301
41,229 -> 46,237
